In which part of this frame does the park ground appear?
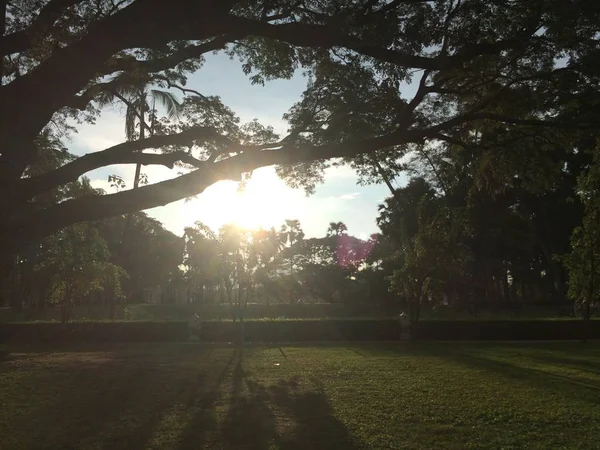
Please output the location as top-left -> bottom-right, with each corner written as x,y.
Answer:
1,342 -> 599,449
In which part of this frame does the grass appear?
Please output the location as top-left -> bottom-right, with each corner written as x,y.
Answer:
1,342 -> 599,449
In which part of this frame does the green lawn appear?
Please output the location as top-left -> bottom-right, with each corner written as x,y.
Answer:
1,342 -> 599,449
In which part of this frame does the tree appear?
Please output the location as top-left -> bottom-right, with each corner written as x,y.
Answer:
2,0 -> 597,255
97,212 -> 184,303
183,221 -> 221,304
279,219 -> 305,302
217,224 -> 257,341
326,221 -> 348,237
376,178 -> 469,321
35,223 -> 126,322
105,83 -> 182,240
563,144 -> 600,320
249,227 -> 286,304
292,226 -> 372,304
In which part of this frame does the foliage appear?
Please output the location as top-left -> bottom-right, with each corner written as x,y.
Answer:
2,0 -> 599,253
182,218 -> 373,310
97,213 -> 183,303
374,178 -> 469,322
3,319 -> 598,344
35,223 -> 126,322
562,144 -> 600,319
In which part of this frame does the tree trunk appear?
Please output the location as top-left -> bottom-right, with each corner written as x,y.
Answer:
109,294 -> 116,320
122,92 -> 146,243
584,235 -> 595,322
502,267 -> 511,303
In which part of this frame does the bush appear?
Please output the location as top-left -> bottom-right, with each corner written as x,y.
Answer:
0,319 -> 598,344
411,320 -> 600,341
0,320 -> 401,343
0,321 -> 188,343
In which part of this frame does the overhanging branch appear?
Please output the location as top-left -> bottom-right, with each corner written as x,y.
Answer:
0,0 -> 85,56
4,127 -> 428,245
16,127 -> 225,200
4,99 -> 585,247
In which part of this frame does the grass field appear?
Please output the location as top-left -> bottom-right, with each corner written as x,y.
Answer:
1,342 -> 599,449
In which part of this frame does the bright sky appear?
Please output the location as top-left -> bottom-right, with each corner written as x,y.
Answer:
70,53 -> 412,239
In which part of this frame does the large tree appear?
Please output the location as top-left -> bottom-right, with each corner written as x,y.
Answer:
1,0 -> 598,254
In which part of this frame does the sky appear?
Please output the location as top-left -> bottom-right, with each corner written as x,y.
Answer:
69,52 -> 411,240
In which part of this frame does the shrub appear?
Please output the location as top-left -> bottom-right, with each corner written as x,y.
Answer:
411,320 -> 600,341
0,319 -> 598,344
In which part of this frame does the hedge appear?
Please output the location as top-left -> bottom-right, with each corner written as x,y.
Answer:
0,320 -> 401,343
411,320 -> 600,341
0,319 -> 598,344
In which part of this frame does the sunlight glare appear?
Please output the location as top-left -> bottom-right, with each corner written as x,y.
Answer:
185,169 -> 303,231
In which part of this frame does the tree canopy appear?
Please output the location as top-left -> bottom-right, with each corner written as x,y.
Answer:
2,0 -> 598,254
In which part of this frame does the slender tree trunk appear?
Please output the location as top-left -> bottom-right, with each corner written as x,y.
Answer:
0,0 -> 7,83
109,294 -> 116,320
584,235 -> 595,322
502,266 -> 511,303
122,91 -> 146,243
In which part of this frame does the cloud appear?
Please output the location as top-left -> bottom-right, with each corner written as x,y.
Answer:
338,192 -> 360,200
88,178 -> 115,193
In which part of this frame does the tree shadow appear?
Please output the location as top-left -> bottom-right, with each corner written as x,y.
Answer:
213,348 -> 361,450
268,378 -> 362,450
0,345 -> 235,450
526,352 -> 600,377
174,349 -> 237,449
437,350 -> 600,405
217,347 -> 278,449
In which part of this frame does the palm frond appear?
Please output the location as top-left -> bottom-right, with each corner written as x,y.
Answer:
95,72 -> 148,108
150,89 -> 181,121
95,91 -> 117,109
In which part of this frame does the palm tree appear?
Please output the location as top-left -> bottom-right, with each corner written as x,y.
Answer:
97,74 -> 181,189
250,227 -> 285,299
279,219 -> 305,303
183,222 -> 220,304
280,219 -> 305,274
98,78 -> 181,244
123,87 -> 181,188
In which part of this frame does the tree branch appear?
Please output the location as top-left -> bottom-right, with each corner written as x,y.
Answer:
104,34 -> 240,76
15,127 -> 226,200
4,127 -> 428,245
2,0 -> 227,154
0,0 -> 85,56
1,2 -> 534,162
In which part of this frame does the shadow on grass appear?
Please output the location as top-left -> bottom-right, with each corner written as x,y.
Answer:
215,347 -> 361,450
339,341 -> 600,408
1,345 -> 234,450
430,349 -> 600,406
526,352 -> 600,377
2,344 -> 360,450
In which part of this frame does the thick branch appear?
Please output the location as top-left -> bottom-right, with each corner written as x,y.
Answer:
4,128 -> 428,245
15,127 -> 224,200
0,0 -> 85,56
227,18 -> 458,70
226,17 -> 531,72
105,35 -> 239,75
5,95 -> 586,248
1,0 -> 226,148
2,2 -> 534,158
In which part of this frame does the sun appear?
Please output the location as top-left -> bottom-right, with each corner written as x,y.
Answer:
185,168 -> 303,232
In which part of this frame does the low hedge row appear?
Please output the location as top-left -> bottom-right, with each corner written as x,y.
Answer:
0,320 -> 401,343
412,319 -> 600,341
0,319 -> 598,343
